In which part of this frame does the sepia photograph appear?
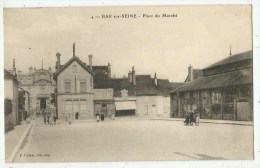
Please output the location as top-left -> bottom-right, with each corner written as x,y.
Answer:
1,3 -> 258,167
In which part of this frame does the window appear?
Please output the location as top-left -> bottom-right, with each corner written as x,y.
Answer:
223,89 -> 235,114
64,80 -> 71,93
184,93 -> 190,105
212,91 -> 222,104
80,80 -> 86,93
224,90 -> 234,103
239,86 -> 250,98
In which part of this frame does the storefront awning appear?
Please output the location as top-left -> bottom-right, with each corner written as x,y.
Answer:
115,101 -> 136,111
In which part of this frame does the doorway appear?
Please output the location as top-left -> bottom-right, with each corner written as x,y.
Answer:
40,98 -> 47,110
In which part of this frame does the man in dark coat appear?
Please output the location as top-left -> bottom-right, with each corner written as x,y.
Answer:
43,110 -> 47,124
101,113 -> 105,122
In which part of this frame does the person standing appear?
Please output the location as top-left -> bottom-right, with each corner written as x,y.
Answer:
43,110 -> 47,124
101,113 -> 105,122
75,112 -> 79,120
96,113 -> 100,122
53,113 -> 57,125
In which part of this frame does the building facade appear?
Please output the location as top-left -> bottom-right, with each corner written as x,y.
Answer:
54,43 -> 183,120
17,66 -> 56,115
4,66 -> 19,131
170,50 -> 253,121
18,87 -> 30,122
54,52 -> 95,119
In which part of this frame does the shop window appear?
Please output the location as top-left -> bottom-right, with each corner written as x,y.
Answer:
212,104 -> 221,114
201,91 -> 210,104
223,104 -> 234,114
212,91 -> 222,104
223,89 -> 234,114
239,86 -> 250,98
224,90 -> 234,103
184,93 -> 190,105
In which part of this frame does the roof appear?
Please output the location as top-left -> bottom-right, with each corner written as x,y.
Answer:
54,56 -> 94,79
94,78 -> 135,97
4,69 -> 19,82
94,74 -> 176,97
203,50 -> 252,70
92,66 -> 108,70
135,75 -> 157,96
170,82 -> 185,89
91,65 -> 109,79
184,69 -> 203,82
171,68 -> 252,93
156,79 -> 177,96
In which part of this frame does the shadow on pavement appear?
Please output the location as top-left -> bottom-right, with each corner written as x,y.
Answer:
174,152 -> 226,160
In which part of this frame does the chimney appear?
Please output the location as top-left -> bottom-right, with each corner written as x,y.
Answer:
56,52 -> 61,70
188,65 -> 193,81
108,63 -> 111,78
132,66 -> 136,85
154,72 -> 158,86
12,59 -> 17,76
73,42 -> 75,57
128,71 -> 132,83
88,54 -> 93,70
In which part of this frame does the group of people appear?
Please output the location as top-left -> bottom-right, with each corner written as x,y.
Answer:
43,109 -> 57,126
96,113 -> 105,122
184,112 -> 200,126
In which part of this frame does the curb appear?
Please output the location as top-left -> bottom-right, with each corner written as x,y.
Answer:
6,122 -> 33,163
150,118 -> 253,126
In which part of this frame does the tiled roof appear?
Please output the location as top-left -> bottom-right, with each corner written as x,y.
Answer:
135,75 -> 157,96
94,78 -> 135,97
171,68 -> 252,93
91,66 -> 109,79
203,50 -> 252,70
94,74 -> 175,97
169,82 -> 185,89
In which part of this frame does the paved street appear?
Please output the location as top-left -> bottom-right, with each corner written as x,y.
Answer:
14,118 -> 253,162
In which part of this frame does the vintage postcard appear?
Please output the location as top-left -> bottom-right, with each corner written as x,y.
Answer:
1,2 -> 259,168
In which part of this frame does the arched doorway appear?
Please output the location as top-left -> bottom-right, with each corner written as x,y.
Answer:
40,98 -> 46,110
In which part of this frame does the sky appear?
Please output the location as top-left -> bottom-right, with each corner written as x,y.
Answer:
3,5 -> 252,82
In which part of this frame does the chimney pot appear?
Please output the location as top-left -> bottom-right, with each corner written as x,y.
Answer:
56,52 -> 61,70
12,59 -> 16,76
107,63 -> 111,78
88,54 -> 93,70
132,66 -> 136,85
154,72 -> 158,86
188,65 -> 193,81
128,71 -> 132,83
